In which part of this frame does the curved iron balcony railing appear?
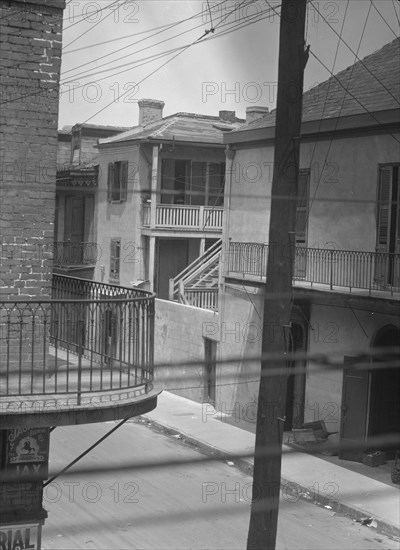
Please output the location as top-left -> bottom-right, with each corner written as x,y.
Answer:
0,275 -> 155,405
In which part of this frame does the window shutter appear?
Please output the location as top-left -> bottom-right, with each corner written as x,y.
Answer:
110,239 -> 116,277
295,170 -> 310,245
120,161 -> 128,201
377,167 -> 392,250
110,238 -> 121,280
107,163 -> 114,202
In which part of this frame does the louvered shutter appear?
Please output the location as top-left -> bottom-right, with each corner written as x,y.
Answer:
374,167 -> 392,285
110,239 -> 116,278
107,162 -> 114,202
376,167 -> 392,251
120,161 -> 128,201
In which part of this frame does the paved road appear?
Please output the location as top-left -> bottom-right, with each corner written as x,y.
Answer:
42,420 -> 398,550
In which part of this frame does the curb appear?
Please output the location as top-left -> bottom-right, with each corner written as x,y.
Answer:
142,415 -> 400,541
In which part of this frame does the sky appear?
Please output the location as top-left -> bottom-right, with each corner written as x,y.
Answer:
58,0 -> 400,129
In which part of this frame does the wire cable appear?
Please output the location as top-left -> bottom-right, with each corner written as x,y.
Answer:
309,0 -> 400,106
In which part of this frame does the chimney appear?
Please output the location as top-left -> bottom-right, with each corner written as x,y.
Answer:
246,106 -> 269,124
138,99 -> 165,126
219,110 -> 236,123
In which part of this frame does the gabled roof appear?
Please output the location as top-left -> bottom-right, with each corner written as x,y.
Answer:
227,37 -> 400,139
98,112 -> 244,147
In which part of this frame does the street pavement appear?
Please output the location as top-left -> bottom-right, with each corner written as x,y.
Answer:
144,391 -> 400,539
42,419 -> 399,550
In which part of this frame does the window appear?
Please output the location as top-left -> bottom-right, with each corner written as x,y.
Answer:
160,159 -> 225,206
376,165 -> 399,253
110,238 -> 121,281
107,161 -> 128,202
295,169 -> 310,246
375,164 -> 400,286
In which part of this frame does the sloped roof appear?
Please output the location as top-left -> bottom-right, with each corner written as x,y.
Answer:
230,37 -> 400,136
72,123 -> 131,132
98,113 -> 243,147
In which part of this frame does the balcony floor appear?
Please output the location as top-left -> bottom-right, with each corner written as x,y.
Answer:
225,273 -> 400,300
0,346 -> 159,428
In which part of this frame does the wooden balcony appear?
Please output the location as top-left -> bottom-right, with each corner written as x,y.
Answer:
142,203 -> 223,232
225,242 -> 400,297
0,275 -> 157,427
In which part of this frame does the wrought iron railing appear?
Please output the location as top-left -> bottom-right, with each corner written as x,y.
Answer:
0,275 -> 155,402
226,242 -> 400,295
53,241 -> 100,267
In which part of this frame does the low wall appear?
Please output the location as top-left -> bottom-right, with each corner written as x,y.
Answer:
154,299 -> 219,402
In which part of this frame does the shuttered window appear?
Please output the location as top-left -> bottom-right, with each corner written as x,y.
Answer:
377,167 -> 392,248
110,238 -> 121,281
107,161 -> 128,202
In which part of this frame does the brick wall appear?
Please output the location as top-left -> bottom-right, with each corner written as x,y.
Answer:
0,0 -> 65,375
0,0 -> 65,300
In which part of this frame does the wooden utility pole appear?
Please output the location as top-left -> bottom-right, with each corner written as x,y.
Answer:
246,1 -> 308,549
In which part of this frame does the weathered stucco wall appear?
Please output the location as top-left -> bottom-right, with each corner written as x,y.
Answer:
154,298 -> 219,403
227,146 -> 272,243
305,303 -> 400,430
228,132 -> 400,251
94,144 -> 147,286
216,284 -> 264,427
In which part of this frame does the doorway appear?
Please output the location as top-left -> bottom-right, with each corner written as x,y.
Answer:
369,325 -> 400,458
340,324 -> 400,461
204,338 -> 217,405
156,239 -> 189,299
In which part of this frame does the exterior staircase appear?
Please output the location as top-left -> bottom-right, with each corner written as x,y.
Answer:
169,239 -> 222,311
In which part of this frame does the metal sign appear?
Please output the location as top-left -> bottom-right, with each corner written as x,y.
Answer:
0,523 -> 41,550
6,428 -> 50,481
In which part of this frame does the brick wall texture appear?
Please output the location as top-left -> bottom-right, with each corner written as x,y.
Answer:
0,0 -> 65,301
0,0 -> 65,375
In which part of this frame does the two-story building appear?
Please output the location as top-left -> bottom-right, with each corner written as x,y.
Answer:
218,37 -> 400,460
94,99 -> 243,299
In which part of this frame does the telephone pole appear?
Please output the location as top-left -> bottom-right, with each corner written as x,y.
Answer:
247,1 -> 308,549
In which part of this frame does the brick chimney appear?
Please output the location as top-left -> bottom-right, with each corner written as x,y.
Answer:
219,110 -> 236,123
246,106 -> 269,124
138,99 -> 165,126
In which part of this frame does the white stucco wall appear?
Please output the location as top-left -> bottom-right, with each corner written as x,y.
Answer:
227,131 -> 400,252
94,143 -> 147,287
154,298 -> 219,403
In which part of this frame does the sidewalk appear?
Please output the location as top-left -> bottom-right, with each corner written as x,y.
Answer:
144,391 -> 400,539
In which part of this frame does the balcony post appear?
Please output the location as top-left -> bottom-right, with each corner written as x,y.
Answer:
150,145 -> 159,229
199,205 -> 204,229
149,236 -> 156,292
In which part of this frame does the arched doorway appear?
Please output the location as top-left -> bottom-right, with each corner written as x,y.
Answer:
340,324 -> 399,462
369,325 -> 400,458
